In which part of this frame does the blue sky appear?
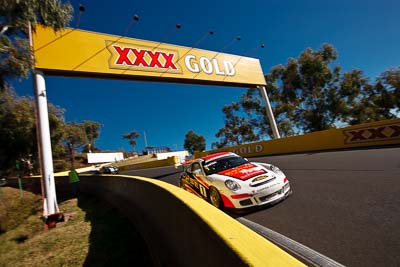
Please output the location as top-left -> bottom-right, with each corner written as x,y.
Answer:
12,0 -> 400,152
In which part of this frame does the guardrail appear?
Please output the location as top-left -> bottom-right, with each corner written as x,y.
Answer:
195,118 -> 400,158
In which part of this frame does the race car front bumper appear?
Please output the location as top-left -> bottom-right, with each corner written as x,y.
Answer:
233,182 -> 292,208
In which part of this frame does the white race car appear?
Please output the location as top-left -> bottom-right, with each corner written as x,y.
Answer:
179,152 -> 291,210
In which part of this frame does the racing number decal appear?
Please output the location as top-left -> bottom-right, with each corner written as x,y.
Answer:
183,173 -> 208,199
199,184 -> 207,198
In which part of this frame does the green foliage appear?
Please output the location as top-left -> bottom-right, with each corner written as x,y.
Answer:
0,0 -> 73,90
0,88 -> 103,173
214,44 -> 399,147
212,102 -> 260,149
0,87 -> 66,174
184,130 -> 206,154
381,68 -> 400,109
122,130 -> 140,151
274,44 -> 343,132
0,1 -> 106,173
48,103 -> 67,158
63,122 -> 88,167
81,120 -> 103,152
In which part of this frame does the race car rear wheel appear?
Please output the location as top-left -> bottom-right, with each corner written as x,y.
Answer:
209,187 -> 222,209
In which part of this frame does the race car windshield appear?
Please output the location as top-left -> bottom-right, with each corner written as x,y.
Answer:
203,156 -> 248,175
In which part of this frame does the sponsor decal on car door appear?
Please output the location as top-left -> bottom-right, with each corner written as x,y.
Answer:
182,170 -> 209,199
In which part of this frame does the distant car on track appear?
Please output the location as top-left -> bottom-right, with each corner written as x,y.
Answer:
179,152 -> 291,210
101,166 -> 119,174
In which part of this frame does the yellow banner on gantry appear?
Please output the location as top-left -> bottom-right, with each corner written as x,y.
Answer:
32,25 -> 266,87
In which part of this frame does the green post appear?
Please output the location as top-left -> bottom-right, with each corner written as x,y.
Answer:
15,160 -> 23,198
0,177 -> 6,198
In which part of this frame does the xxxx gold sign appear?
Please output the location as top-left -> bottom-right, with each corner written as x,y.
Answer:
32,25 -> 266,86
343,123 -> 400,144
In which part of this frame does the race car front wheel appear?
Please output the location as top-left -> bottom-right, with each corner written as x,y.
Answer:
209,187 -> 222,209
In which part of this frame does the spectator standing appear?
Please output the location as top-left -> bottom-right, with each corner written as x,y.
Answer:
68,168 -> 80,196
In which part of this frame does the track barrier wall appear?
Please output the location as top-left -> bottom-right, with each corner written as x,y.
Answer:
195,118 -> 400,158
117,156 -> 178,171
8,175 -> 305,267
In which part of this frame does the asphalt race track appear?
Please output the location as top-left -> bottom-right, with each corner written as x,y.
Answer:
122,147 -> 400,267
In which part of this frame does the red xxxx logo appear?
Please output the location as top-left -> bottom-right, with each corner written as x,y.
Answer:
107,41 -> 182,73
344,124 -> 400,144
113,46 -> 177,69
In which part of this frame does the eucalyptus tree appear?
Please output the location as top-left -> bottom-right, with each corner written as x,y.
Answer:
63,122 -> 87,167
0,88 -> 66,173
214,44 -> 399,147
123,130 -> 140,152
82,120 -> 103,153
212,102 -> 260,149
0,0 -> 73,90
184,130 -> 206,154
0,0 -> 73,172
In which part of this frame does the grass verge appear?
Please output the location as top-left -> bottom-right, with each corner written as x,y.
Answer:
0,187 -> 152,267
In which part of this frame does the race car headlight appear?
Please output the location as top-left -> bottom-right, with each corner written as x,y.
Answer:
269,165 -> 282,174
225,180 -> 241,191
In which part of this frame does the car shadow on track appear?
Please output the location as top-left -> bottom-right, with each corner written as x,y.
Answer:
224,192 -> 292,218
